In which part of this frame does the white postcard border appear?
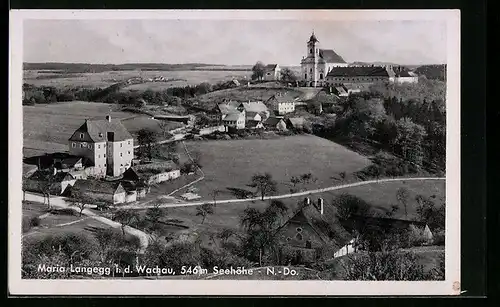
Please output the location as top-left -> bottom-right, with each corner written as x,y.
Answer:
9,9 -> 461,296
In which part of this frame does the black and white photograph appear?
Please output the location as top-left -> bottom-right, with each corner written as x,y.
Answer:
9,9 -> 461,295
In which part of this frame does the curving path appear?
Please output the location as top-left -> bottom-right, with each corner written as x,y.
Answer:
118,177 -> 445,210
23,193 -> 150,253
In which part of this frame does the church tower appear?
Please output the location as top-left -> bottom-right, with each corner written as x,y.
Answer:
301,31 -> 321,87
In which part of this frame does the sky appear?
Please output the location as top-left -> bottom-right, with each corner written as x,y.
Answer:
23,19 -> 447,66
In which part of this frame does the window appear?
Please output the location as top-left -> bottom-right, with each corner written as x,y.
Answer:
128,141 -> 131,145
89,144 -> 92,149
72,143 -> 76,148
98,155 -> 101,158
104,154 -> 106,158
80,133 -> 84,139
304,74 -> 307,79
128,151 -> 131,155
80,144 -> 83,148
104,163 -> 106,167
98,144 -> 101,149
310,68 -> 312,73
309,49 -> 312,54
320,73 -> 323,80
120,153 -> 123,157
120,143 -> 123,148
98,133 -> 103,138
296,227 -> 303,233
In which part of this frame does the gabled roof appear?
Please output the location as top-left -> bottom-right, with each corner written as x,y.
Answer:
319,49 -> 346,63
240,101 -> 269,114
217,101 -> 241,114
28,170 -> 75,183
308,33 -> 319,43
72,179 -> 124,195
222,112 -> 243,121
264,64 -> 278,71
287,117 -> 305,128
54,156 -> 82,169
327,66 -> 390,78
69,118 -> 133,143
267,93 -> 295,105
263,116 -> 285,126
130,160 -> 178,177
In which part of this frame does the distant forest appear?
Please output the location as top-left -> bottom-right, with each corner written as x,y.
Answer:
413,65 -> 447,82
23,62 -> 252,73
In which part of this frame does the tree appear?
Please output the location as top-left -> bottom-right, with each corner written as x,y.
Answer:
250,173 -> 277,201
113,210 -> 140,236
145,203 -> 165,233
39,168 -> 56,210
137,128 -> 159,161
251,61 -> 266,81
394,117 -> 427,167
157,120 -> 171,139
334,193 -> 372,221
239,201 -> 288,265
196,203 -> 215,224
217,228 -> 236,244
69,187 -> 89,217
396,187 -> 410,219
194,113 -> 212,128
210,189 -> 220,207
280,68 -> 297,83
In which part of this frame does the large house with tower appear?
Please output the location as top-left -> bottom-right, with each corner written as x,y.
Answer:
68,115 -> 134,178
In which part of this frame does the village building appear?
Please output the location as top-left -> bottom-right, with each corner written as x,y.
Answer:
325,66 -> 392,87
68,115 -> 134,178
24,169 -> 76,196
263,117 -> 288,131
333,214 -> 435,258
276,198 -> 345,264
222,112 -> 246,130
121,180 -> 150,199
263,64 -> 281,81
70,179 -> 130,205
122,160 -> 180,185
286,117 -> 306,131
301,32 -> 348,87
266,93 -> 296,115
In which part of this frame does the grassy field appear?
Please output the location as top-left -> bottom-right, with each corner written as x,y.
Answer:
24,69 -> 252,90
176,135 -> 372,199
23,101 -> 178,157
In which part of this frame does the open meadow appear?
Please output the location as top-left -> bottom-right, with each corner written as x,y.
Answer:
23,101 -> 180,157
173,135 -> 372,199
23,69 -> 252,90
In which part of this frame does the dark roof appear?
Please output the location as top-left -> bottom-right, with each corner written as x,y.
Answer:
72,179 -> 124,195
264,64 -> 278,71
327,66 -> 390,78
319,49 -> 346,63
28,170 -> 74,183
247,120 -> 263,128
277,202 -> 352,250
287,117 -> 305,128
264,117 -> 285,126
54,156 -> 82,169
347,214 -> 428,230
308,33 -> 319,43
69,118 -> 133,143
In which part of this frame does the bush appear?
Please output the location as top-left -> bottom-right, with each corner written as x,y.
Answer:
29,216 -> 41,227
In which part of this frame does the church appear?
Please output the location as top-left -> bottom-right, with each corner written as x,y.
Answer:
300,32 -> 348,87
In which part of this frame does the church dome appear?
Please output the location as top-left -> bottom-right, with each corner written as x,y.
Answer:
308,32 -> 319,43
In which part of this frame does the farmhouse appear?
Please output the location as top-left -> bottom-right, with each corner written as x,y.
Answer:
263,117 -> 288,131
68,115 -> 134,178
333,215 -> 435,258
70,179 -> 128,205
122,160 -> 180,185
222,112 -> 246,130
276,198 -> 346,264
266,93 -> 296,115
24,169 -> 76,195
325,66 -> 391,87
121,180 -> 149,199
263,64 -> 281,81
286,117 -> 305,131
